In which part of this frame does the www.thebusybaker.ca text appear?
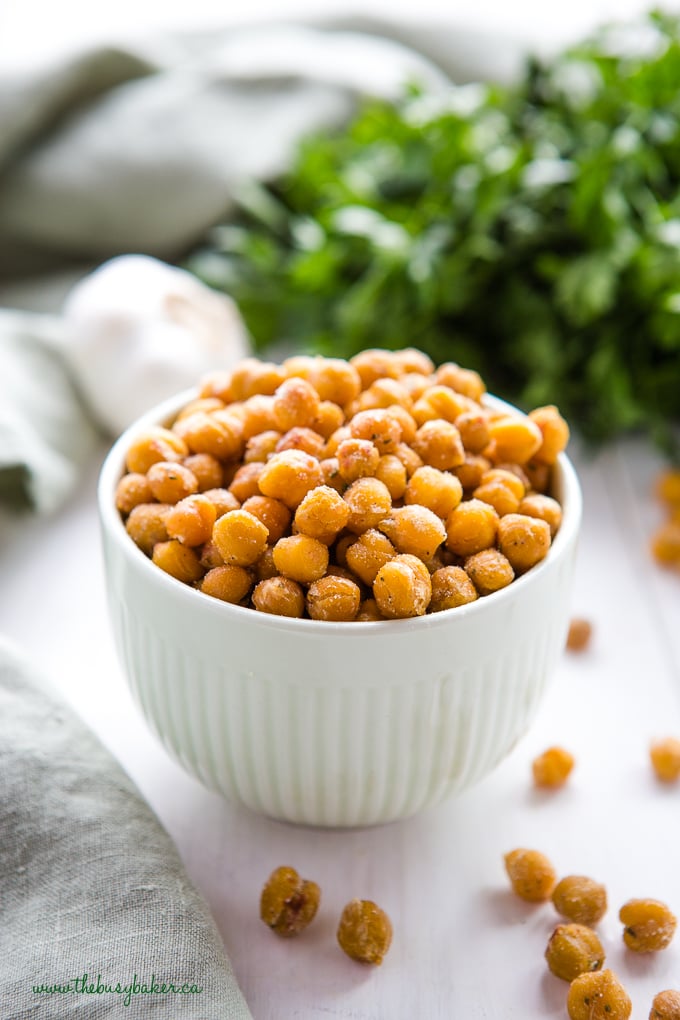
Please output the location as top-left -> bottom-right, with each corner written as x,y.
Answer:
32,972 -> 203,1007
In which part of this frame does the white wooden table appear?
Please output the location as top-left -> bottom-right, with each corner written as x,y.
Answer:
1,435 -> 679,1019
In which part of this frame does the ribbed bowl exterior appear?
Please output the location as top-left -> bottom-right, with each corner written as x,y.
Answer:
99,390 -> 581,828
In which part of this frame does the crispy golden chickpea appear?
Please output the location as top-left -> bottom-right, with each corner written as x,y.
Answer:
276,426 -> 326,459
386,404 -> 418,445
273,534 -> 329,584
651,521 -> 680,568
567,618 -> 592,652
325,425 -> 352,457
213,509 -> 269,567
343,477 -> 393,534
260,865 -> 320,937
488,415 -> 543,465
239,395 -> 278,439
337,438 -> 380,482
312,400 -> 345,439
356,597 -> 384,621
200,564 -> 252,604
166,494 -> 217,547
176,410 -> 245,461
319,457 -> 345,494
307,575 -> 361,621
545,923 -> 605,981
393,347 -> 435,375
405,466 -> 462,519
454,454 -> 491,492
229,462 -> 266,503
345,530 -> 396,586
198,369 -> 234,403
650,990 -> 680,1019
177,397 -> 227,420
234,360 -> 287,399
497,513 -> 551,573
420,386 -> 471,424
293,485 -> 350,544
567,969 -> 631,1020
308,357 -> 361,405
126,427 -> 188,474
532,746 -> 575,788
619,899 -> 677,952
529,405 -> 570,464
472,478 -> 521,516
657,469 -> 680,509
455,409 -> 491,454
183,452 -> 224,491
435,362 -> 485,401
445,499 -> 498,557
358,378 -> 412,412
399,371 -> 431,400
524,458 -> 551,493
373,554 -> 432,619
518,493 -> 562,536
337,899 -> 393,965
464,548 -> 514,595
552,876 -> 608,927
282,354 -> 317,380
254,546 -> 279,582
115,473 -> 152,515
504,848 -> 557,902
273,377 -> 320,430
393,442 -> 424,478
125,503 -> 171,555
411,396 -> 440,426
258,450 -> 323,509
152,540 -> 204,585
200,487 -> 240,518
349,408 -> 402,454
199,539 -> 224,571
147,461 -> 199,504
379,505 -> 447,561
241,495 -> 291,545
350,348 -> 400,388
650,738 -> 680,782
375,454 -> 408,500
412,419 -> 465,471
252,576 -> 305,617
430,566 -> 478,612
481,467 -> 525,500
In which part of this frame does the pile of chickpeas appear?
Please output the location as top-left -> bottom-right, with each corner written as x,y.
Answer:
116,349 -> 569,621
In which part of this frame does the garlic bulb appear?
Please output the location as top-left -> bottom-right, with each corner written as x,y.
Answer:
61,255 -> 251,435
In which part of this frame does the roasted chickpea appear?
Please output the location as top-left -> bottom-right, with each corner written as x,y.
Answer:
412,419 -> 465,471
229,462 -> 266,503
200,564 -> 253,604
252,576 -> 305,617
325,425 -> 352,458
260,866 -> 320,936
392,442 -> 424,478
375,454 -> 408,500
429,566 -> 478,612
650,990 -> 680,1020
379,505 -> 447,561
464,548 -> 514,595
241,495 -> 291,545
126,427 -> 188,474
307,575 -> 361,621
146,461 -> 198,505
345,530 -> 396,586
212,509 -> 269,567
552,876 -> 608,927
343,477 -> 393,534
166,494 -> 217,547
337,438 -> 380,482
532,746 -> 575,788
529,405 -> 570,464
358,378 -> 412,413
254,546 -> 279,582
566,618 -> 592,652
239,396 -> 278,439
356,597 -> 384,621
504,848 -> 556,902
258,450 -> 323,509
183,452 -> 224,491
273,377 -> 321,430
497,513 -> 551,573
198,369 -> 234,402
386,404 -> 418,445
200,487 -> 240,518
319,457 -> 345,493
435,362 -> 485,401
350,348 -> 400,388
349,408 -> 402,454
308,357 -> 361,405
455,409 -> 491,454
283,354 -> 317,380
619,899 -> 677,952
312,400 -> 345,440
518,493 -> 562,536
115,473 -> 152,515
420,385 -> 470,423
125,503 -> 171,556
393,347 -> 435,375
545,923 -> 605,981
273,534 -> 329,584
174,410 -> 244,461
650,737 -> 680,782
274,426 -> 325,460
488,415 -> 543,465
294,485 -> 350,544
445,499 -> 498,557
453,454 -> 491,492
405,466 -> 462,519
336,899 -> 393,965
651,521 -> 680,568
152,540 -> 204,585
567,969 -> 631,1020
524,458 -> 551,493
373,554 -> 432,619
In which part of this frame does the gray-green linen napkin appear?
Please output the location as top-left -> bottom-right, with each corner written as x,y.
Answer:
0,638 -> 253,1019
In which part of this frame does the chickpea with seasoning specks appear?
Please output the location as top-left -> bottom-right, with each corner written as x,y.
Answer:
201,565 -> 253,604
258,449 -> 323,509
336,899 -> 393,965
545,923 -> 605,981
619,898 -> 677,952
405,466 -> 462,519
373,554 -> 432,619
552,876 -> 607,927
379,505 -> 447,561
166,494 -> 217,547
567,969 -> 632,1020
146,460 -> 198,507
307,575 -> 361,621
465,549 -> 514,596
294,486 -> 350,545
125,503 -> 171,556
252,577 -> 305,617
651,990 -> 680,1020
212,509 -> 269,567
504,848 -> 556,902
260,866 -> 320,937
115,473 -> 151,514
430,566 -> 478,612
346,530 -> 396,586
497,513 -> 551,573
336,438 -> 380,482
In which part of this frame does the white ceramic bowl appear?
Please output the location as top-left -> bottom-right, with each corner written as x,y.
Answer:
99,389 -> 582,828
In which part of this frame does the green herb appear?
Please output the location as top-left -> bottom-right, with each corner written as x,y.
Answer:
185,10 -> 680,456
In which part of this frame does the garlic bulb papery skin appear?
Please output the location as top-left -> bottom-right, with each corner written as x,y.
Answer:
62,255 -> 251,435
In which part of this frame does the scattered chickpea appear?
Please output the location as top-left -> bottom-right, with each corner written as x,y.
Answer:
336,899 -> 393,965
619,898 -> 677,952
260,866 -> 320,937
650,738 -> 680,782
650,990 -> 680,1020
566,618 -> 592,652
552,876 -> 607,927
545,922 -> 605,982
567,969 -> 632,1020
504,848 -> 557,902
532,746 -> 575,788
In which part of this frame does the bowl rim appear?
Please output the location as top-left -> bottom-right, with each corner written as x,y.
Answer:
98,386 -> 582,638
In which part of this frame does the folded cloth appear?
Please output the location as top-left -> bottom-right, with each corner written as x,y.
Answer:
0,637 -> 253,1019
